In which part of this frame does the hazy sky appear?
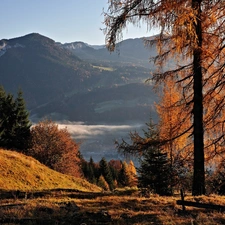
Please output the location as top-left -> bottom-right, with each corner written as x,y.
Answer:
0,0 -> 157,45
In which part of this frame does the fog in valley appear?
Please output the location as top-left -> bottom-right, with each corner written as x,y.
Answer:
57,121 -> 146,163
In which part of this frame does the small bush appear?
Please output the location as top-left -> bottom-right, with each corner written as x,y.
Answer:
28,119 -> 82,177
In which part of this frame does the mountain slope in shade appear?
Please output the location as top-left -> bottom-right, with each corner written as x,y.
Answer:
0,33 -> 100,109
35,83 -> 157,123
0,33 -> 158,124
60,37 -> 157,68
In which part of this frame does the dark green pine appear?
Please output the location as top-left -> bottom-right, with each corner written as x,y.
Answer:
0,87 -> 31,151
13,89 -> 31,152
0,89 -> 17,149
99,157 -> 115,190
138,147 -> 172,196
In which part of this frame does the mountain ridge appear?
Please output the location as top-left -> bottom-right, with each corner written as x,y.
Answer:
0,32 -> 157,124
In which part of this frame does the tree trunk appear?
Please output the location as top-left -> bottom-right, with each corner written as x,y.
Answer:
192,0 -> 205,196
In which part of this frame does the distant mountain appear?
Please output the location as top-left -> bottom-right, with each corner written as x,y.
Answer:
0,33 -> 158,124
0,33 -> 98,108
59,37 -> 157,68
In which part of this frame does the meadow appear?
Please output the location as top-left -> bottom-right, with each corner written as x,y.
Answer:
1,189 -> 225,224
1,149 -> 225,224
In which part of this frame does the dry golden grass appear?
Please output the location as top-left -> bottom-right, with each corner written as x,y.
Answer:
1,148 -> 225,224
1,190 -> 225,224
0,148 -> 101,192
73,193 -> 225,224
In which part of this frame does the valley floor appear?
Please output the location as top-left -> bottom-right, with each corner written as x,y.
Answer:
1,189 -> 225,224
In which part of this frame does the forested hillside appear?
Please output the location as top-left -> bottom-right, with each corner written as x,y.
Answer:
0,33 -> 157,124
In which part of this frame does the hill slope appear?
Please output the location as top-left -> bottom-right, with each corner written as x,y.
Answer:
0,33 -> 100,109
0,149 -> 101,192
0,33 -> 157,123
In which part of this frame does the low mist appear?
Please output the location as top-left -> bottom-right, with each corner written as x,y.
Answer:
57,121 -> 146,162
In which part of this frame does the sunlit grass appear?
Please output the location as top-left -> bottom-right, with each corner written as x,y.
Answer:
1,188 -> 225,224
0,148 -> 101,192
1,149 -> 225,224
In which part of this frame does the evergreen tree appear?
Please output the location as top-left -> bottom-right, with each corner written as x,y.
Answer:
82,157 -> 97,184
82,161 -> 89,179
117,118 -> 173,194
89,157 -> 100,181
13,89 -> 31,151
99,157 -> 114,190
138,146 -> 172,196
0,87 -> 30,151
0,88 -> 15,149
109,163 -> 119,183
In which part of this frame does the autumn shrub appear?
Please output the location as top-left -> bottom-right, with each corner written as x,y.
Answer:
28,119 -> 82,177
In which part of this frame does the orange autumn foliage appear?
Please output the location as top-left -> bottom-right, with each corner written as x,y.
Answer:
29,120 -> 82,178
156,77 -> 192,166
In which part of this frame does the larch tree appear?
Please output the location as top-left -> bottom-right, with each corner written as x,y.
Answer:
104,0 -> 225,195
128,160 -> 138,187
98,175 -> 110,191
118,161 -> 132,187
156,76 -> 193,189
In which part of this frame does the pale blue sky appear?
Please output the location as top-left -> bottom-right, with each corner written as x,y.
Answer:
0,0 -> 156,45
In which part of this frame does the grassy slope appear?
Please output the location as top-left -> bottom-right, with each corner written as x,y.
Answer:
0,148 -> 101,192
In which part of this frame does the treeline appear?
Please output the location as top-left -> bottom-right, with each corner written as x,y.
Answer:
82,157 -> 137,191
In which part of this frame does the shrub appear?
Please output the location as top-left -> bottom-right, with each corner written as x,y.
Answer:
29,119 -> 82,177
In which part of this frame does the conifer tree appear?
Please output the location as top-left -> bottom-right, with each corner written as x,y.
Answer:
156,77 -> 192,190
13,89 -> 31,151
0,87 -> 31,151
109,163 -> 119,183
128,160 -> 138,187
84,157 -> 97,184
98,175 -> 110,191
117,118 -> 173,193
0,86 -> 8,146
118,161 -> 132,187
89,157 -> 99,180
99,157 -> 115,190
138,145 -> 172,196
0,88 -> 16,149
